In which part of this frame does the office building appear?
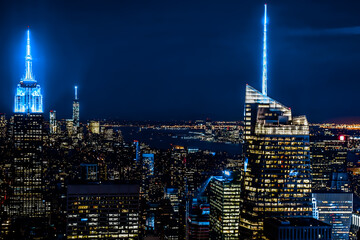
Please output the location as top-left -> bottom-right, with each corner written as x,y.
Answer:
0,113 -> 6,139
49,110 -> 57,134
188,198 -> 210,240
89,120 -> 100,134
67,183 -> 140,239
134,140 -> 140,161
310,135 -> 348,191
263,217 -> 332,240
312,192 -> 353,240
240,4 -> 312,238
8,113 -> 46,217
143,153 -> 155,176
209,173 -> 241,239
80,163 -> 98,181
66,119 -> 74,136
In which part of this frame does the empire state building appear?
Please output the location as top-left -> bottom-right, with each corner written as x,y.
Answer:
8,29 -> 46,218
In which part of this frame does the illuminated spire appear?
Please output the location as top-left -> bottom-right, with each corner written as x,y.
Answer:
262,4 -> 268,96
25,27 -> 34,81
75,86 -> 78,100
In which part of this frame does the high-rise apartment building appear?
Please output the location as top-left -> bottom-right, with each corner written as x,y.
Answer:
67,183 -> 140,239
209,173 -> 241,239
240,5 -> 312,238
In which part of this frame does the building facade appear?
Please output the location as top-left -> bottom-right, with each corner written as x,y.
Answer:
312,192 -> 353,240
310,136 -> 348,191
8,113 -> 46,217
49,110 -> 57,134
67,184 -> 140,239
209,174 -> 241,239
240,85 -> 313,238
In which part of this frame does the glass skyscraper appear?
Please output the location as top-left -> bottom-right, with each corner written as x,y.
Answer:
209,174 -> 241,239
239,85 -> 312,238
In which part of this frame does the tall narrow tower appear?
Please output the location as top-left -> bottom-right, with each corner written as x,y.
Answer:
72,86 -> 80,128
262,4 -> 268,96
49,110 -> 57,134
9,28 -> 46,218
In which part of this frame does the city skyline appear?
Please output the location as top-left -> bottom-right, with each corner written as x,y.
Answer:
1,1 -> 360,122
1,2 -> 360,239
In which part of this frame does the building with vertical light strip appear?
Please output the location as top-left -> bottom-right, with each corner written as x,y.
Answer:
239,4 -> 312,238
66,184 -> 140,239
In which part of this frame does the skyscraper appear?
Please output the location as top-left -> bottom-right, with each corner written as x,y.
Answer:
310,135 -> 348,191
239,5 -> 312,238
312,192 -> 353,240
0,113 -> 6,139
72,86 -> 80,128
8,28 -> 46,218
14,29 -> 43,114
9,114 -> 46,217
49,110 -> 57,134
209,173 -> 241,239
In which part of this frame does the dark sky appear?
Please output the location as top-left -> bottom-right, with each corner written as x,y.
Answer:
1,0 -> 360,123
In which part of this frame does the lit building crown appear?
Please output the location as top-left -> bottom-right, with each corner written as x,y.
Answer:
14,28 -> 43,113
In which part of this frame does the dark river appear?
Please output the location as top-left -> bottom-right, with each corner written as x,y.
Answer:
118,127 -> 242,155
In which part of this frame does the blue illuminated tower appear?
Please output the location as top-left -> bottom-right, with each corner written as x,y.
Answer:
14,28 -> 43,113
72,86 -> 80,128
262,4 -> 268,96
8,28 -> 46,218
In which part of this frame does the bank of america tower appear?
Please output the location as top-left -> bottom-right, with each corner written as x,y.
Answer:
239,5 -> 312,239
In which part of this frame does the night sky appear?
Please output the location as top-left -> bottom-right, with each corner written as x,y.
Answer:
1,0 -> 360,123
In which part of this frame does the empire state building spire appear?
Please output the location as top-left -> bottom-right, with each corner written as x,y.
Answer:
24,28 -> 34,81
262,4 -> 268,96
14,28 -> 43,113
